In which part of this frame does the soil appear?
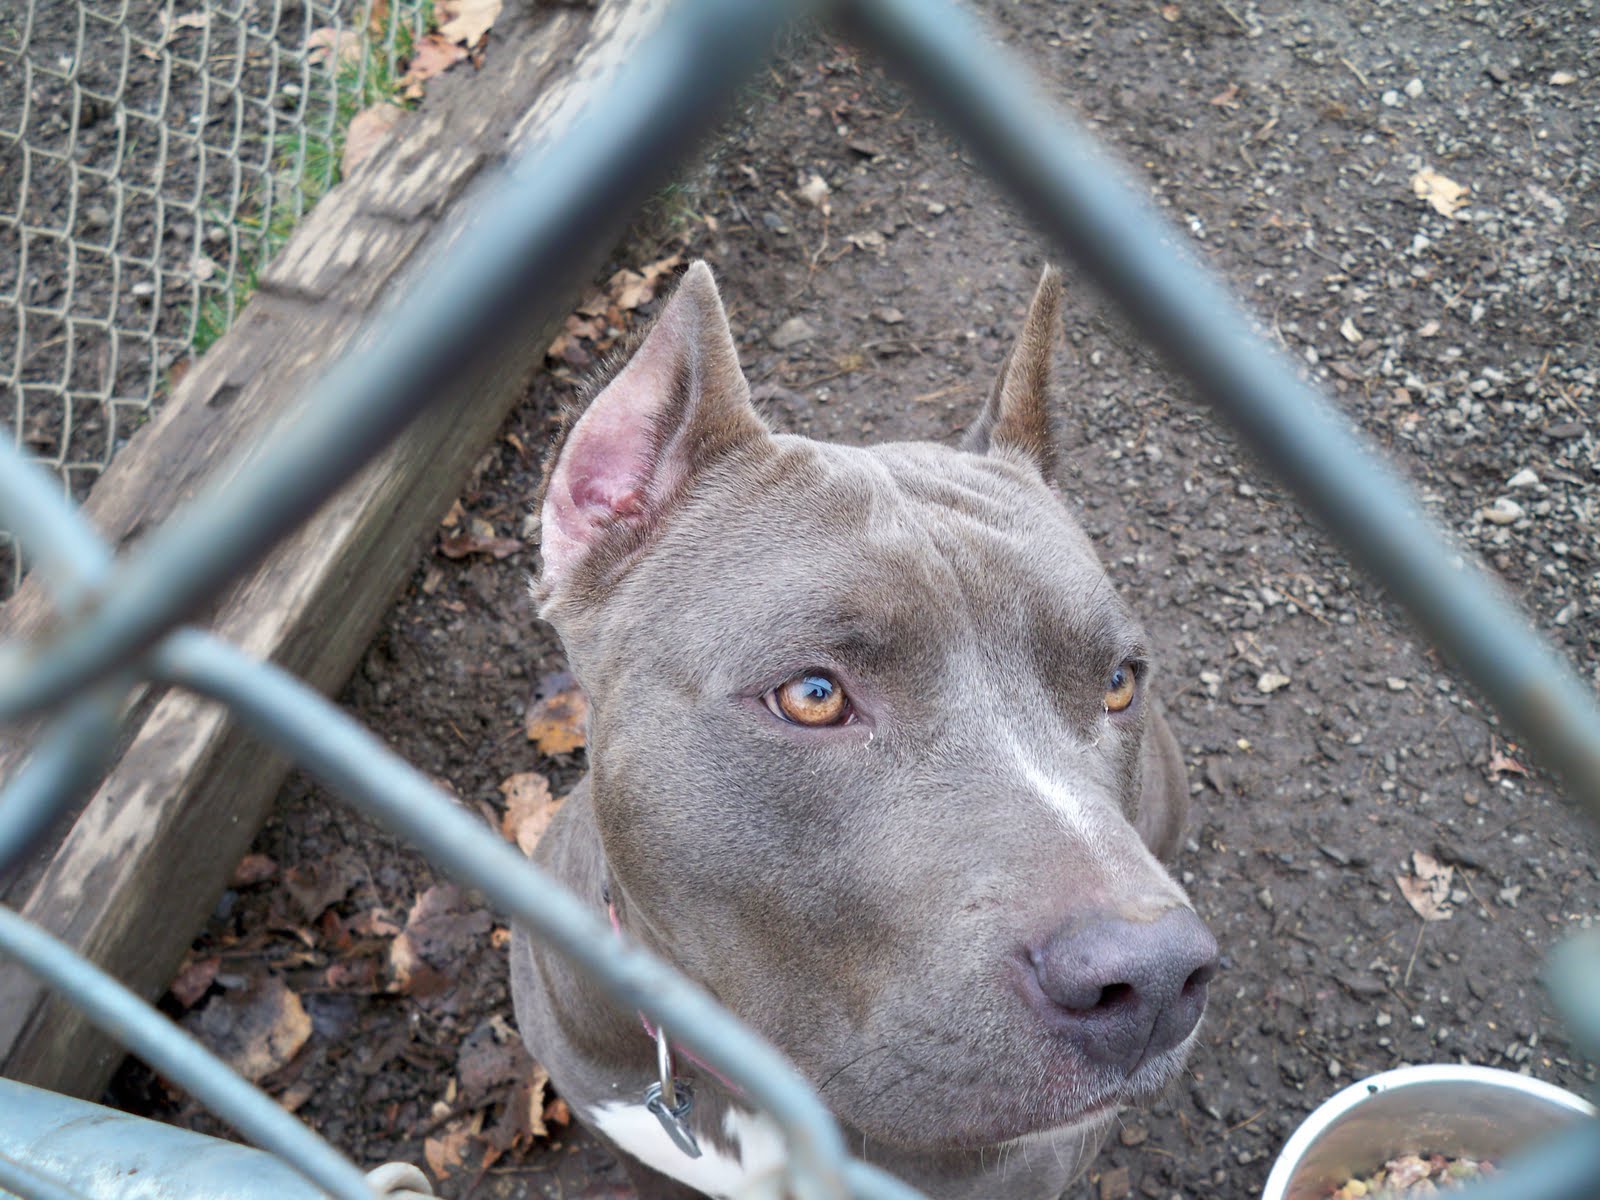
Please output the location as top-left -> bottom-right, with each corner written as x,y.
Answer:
112,2 -> 1599,1198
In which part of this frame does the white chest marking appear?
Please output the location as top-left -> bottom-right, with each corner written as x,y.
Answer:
587,1100 -> 786,1198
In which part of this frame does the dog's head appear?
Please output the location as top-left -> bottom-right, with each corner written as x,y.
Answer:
534,262 -> 1215,1152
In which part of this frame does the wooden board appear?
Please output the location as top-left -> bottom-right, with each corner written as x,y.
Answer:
0,0 -> 668,1099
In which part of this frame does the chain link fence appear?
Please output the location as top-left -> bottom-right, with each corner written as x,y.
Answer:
2,0 -> 1600,1196
0,0 -> 427,597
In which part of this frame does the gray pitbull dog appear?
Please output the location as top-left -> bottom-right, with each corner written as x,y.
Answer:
511,261 -> 1217,1200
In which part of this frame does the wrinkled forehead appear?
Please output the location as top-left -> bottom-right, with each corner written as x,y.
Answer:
616,438 -> 1137,678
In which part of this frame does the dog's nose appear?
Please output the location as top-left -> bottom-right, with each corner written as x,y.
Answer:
1029,907 -> 1217,1075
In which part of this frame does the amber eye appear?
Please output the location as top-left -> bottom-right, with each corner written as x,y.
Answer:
1104,662 -> 1138,713
767,672 -> 851,727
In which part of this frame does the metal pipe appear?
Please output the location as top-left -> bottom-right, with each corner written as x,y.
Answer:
0,686 -> 124,880
0,1145 -> 90,1200
0,906 -> 374,1200
0,435 -> 114,614
847,0 -> 1600,821
0,0 -> 824,724
155,630 -> 856,1200
0,1078 -> 336,1200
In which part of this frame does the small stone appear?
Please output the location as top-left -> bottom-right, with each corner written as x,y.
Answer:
925,200 -> 948,216
1418,319 -> 1440,337
1549,71 -> 1577,86
1507,467 -> 1539,489
1257,886 -> 1274,912
1386,677 -> 1408,691
1486,64 -> 1509,84
796,174 -> 831,209
1199,670 -> 1222,698
1340,316 -> 1362,343
1480,497 -> 1525,525
1375,1010 -> 1392,1027
1381,89 -> 1402,106
83,203 -> 110,230
769,316 -> 816,350
872,307 -> 905,325
1119,1124 -> 1148,1147
1257,671 -> 1291,694
1404,77 -> 1424,98
1327,1058 -> 1343,1079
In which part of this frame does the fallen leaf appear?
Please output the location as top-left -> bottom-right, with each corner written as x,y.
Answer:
499,772 -> 563,856
1411,167 -> 1469,218
438,516 -> 523,560
230,853 -> 278,887
306,26 -> 364,68
485,1063 -> 551,1154
389,885 -> 493,1003
282,851 -> 363,923
1487,747 -> 1529,779
606,253 -> 684,312
436,0 -> 502,46
1396,850 -> 1454,921
348,907 -> 402,939
457,1015 -> 536,1106
424,1111 -> 483,1180
342,103 -> 405,176
185,974 -> 312,1082
525,672 -> 589,755
400,33 -> 469,95
325,957 -> 380,991
170,956 -> 220,1009
1208,83 -> 1240,108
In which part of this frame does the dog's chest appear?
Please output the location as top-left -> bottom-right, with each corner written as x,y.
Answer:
586,1099 -> 786,1198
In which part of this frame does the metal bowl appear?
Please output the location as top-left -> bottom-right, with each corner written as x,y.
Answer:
1261,1064 -> 1595,1200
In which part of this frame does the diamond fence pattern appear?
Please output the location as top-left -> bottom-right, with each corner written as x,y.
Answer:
0,0 -> 427,597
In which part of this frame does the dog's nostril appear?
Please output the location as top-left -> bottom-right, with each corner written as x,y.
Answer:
1094,981 -> 1134,1012
1182,962 -> 1216,997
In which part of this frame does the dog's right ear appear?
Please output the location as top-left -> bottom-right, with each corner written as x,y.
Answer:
964,266 -> 1062,482
536,261 -> 765,604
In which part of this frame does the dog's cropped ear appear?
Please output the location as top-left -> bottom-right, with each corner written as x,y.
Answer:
963,266 -> 1062,482
536,261 -> 765,601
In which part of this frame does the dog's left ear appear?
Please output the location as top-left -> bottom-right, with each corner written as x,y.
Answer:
536,261 -> 766,604
964,266 -> 1062,482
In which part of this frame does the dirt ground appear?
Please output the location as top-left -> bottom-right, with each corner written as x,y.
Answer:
117,1 -> 1600,1197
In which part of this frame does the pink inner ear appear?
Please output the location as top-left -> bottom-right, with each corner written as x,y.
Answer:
540,362 -> 668,585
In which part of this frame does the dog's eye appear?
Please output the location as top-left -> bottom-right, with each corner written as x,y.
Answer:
767,672 -> 851,727
1104,662 -> 1138,713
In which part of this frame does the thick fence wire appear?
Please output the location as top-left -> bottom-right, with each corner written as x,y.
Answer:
0,0 -> 428,597
1,0 -> 1599,1198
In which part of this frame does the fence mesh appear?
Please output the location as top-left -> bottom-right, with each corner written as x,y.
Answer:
0,0 -> 427,598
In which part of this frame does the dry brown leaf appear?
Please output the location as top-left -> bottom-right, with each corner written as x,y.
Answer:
306,26 -> 364,68
342,103 -> 405,176
185,974 -> 312,1082
1411,167 -> 1469,218
230,852 -> 278,888
389,884 -> 493,1002
457,1015 -> 536,1106
606,254 -> 683,312
525,673 -> 589,755
1487,746 -> 1529,779
282,850 -> 363,923
1395,850 -> 1454,921
485,1063 -> 551,1155
499,772 -> 563,857
400,33 -> 469,95
436,0 -> 502,45
170,955 -> 220,1009
424,1111 -> 483,1180
439,516 -> 523,560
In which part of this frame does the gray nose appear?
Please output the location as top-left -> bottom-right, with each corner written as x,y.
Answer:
1030,907 -> 1217,1075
